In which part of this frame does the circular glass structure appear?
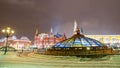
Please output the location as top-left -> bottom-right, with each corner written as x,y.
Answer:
53,33 -> 105,48
46,21 -> 116,57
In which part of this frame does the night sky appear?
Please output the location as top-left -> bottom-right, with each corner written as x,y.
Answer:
0,0 -> 120,40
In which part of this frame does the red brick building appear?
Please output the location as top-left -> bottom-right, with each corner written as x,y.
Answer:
34,28 -> 66,49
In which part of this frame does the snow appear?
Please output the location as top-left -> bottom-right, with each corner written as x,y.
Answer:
0,52 -> 120,68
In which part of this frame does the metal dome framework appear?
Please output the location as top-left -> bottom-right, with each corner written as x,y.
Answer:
46,32 -> 116,57
53,20 -> 105,48
54,33 -> 105,48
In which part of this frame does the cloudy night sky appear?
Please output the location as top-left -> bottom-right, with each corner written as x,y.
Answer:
0,0 -> 120,40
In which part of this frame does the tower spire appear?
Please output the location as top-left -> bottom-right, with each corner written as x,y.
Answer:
74,20 -> 80,34
50,27 -> 53,33
74,20 -> 77,32
50,27 -> 54,37
35,28 -> 39,36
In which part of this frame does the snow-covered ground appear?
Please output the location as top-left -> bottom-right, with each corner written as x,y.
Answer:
0,51 -> 120,68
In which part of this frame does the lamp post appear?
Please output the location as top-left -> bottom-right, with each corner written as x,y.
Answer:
1,27 -> 15,55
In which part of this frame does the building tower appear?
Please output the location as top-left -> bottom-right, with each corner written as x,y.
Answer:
34,28 -> 40,48
50,27 -> 54,37
49,27 -> 54,46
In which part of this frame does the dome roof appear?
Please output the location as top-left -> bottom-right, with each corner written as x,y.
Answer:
20,36 -> 30,40
53,20 -> 106,48
53,33 -> 105,48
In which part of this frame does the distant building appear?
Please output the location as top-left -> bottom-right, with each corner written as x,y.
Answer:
86,35 -> 120,48
34,28 -> 66,49
0,36 -> 31,50
33,20 -> 120,49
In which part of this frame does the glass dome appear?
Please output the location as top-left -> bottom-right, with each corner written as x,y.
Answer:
53,20 -> 106,48
54,33 -> 105,48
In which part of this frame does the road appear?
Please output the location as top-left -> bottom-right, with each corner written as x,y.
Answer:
0,51 -> 120,68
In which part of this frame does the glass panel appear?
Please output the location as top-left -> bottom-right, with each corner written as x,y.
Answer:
81,38 -> 91,46
65,38 -> 74,47
87,38 -> 98,46
65,42 -> 72,47
72,38 -> 82,47
94,40 -> 102,46
74,38 -> 81,44
54,43 -> 61,47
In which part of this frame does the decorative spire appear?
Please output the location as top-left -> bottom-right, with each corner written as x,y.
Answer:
74,20 -> 77,32
50,27 -> 54,37
50,27 -> 53,33
74,20 -> 80,34
35,28 -> 39,36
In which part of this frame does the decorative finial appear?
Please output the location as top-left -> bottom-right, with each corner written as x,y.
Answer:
35,28 -> 39,36
50,27 -> 53,33
74,20 -> 77,32
74,20 -> 80,34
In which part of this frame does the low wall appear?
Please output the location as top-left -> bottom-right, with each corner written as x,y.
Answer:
45,47 -> 117,57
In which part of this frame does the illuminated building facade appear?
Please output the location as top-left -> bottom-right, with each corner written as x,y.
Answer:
34,28 -> 66,49
0,36 -> 31,50
34,20 -> 120,49
86,35 -> 120,48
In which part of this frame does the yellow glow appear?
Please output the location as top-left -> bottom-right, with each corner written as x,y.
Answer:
7,27 -> 11,30
2,29 -> 5,33
6,29 -> 10,33
1,27 -> 15,35
11,30 -> 15,34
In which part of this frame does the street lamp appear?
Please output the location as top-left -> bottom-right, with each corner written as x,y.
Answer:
1,27 -> 15,55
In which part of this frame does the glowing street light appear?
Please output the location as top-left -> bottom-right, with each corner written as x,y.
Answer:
1,27 -> 15,55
